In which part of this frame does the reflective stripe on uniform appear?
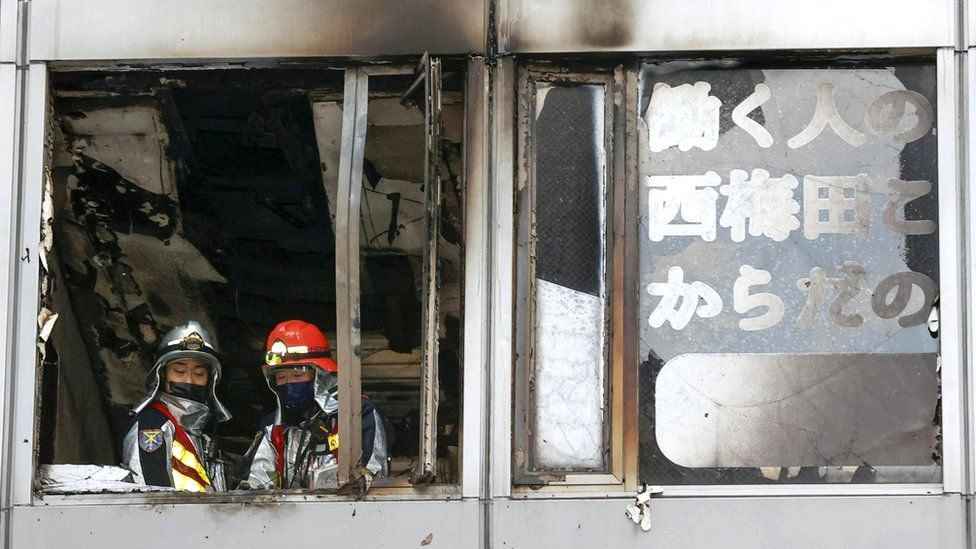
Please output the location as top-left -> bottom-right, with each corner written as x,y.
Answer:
172,468 -> 208,492
150,401 -> 212,491
173,439 -> 211,485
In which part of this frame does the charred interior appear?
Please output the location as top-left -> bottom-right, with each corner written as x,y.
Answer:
39,64 -> 465,486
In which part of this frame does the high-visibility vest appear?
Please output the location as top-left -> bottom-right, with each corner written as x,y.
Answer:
150,401 -> 212,492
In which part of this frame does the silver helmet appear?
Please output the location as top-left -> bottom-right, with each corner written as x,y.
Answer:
131,321 -> 232,422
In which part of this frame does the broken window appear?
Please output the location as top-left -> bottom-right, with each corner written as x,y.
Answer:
38,63 -> 464,494
638,60 -> 941,484
513,68 -> 621,484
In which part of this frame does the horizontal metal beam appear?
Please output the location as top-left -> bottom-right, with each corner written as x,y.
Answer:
29,0 -> 485,61
499,0 -> 955,53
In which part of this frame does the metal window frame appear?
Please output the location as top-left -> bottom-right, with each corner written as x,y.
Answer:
511,64 -> 626,487
4,62 -> 46,507
966,46 -> 976,502
411,53 -> 443,484
317,58 -> 458,490
348,59 -> 447,487
489,56 -> 516,499
334,66 -> 369,489
0,49 -> 964,509
938,46 -> 967,496
504,49 -> 963,498
3,58 -> 479,505
329,59 -> 460,489
460,55 -> 490,500
0,60 -> 21,530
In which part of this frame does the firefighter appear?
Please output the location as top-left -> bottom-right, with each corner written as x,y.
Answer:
240,319 -> 389,491
122,321 -> 231,492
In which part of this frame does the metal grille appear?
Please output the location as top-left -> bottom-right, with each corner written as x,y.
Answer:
534,85 -> 603,296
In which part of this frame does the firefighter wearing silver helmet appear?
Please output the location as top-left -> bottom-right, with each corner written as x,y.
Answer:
122,321 -> 232,492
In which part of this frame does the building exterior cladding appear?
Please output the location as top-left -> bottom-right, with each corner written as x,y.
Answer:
0,1 -> 974,548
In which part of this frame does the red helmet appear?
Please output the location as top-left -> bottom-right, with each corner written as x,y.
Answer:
264,320 -> 338,374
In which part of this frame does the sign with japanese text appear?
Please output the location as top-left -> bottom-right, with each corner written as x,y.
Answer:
638,63 -> 940,483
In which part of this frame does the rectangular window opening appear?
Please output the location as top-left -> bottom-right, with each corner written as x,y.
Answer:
511,57 -> 943,492
514,72 -> 616,483
37,63 -> 465,496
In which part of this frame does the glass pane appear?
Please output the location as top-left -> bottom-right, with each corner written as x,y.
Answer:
531,83 -> 608,471
637,62 -> 940,484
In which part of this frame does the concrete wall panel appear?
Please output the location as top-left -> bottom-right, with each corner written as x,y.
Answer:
11,499 -> 480,548
494,496 -> 967,549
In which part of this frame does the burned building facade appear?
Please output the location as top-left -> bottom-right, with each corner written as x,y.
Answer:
0,0 -> 972,547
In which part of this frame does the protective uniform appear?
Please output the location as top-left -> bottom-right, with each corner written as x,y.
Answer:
241,320 -> 389,490
122,321 -> 231,492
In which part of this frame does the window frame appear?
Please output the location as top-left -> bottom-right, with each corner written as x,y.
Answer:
18,58 -> 473,505
507,50 -> 962,497
511,64 -> 633,488
336,59 -> 446,488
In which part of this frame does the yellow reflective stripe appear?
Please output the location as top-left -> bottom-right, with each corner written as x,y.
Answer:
172,439 -> 211,485
172,469 -> 207,492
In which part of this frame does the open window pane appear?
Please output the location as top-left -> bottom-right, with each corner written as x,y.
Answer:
637,61 -> 940,484
312,66 -> 464,486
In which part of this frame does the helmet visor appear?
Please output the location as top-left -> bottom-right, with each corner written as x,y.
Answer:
266,364 -> 316,386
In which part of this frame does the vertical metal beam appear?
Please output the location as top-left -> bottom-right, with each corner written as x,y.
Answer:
461,56 -> 490,500
510,65 -> 531,482
969,0 -> 976,49
965,43 -> 976,549
414,55 -> 443,484
335,67 -> 367,487
490,56 -> 515,499
0,4 -> 27,543
0,61 -> 18,549
953,0 -> 966,52
1,59 -> 42,511
609,66 -> 625,484
8,62 -> 45,507
938,46 -> 968,495
621,64 -> 640,493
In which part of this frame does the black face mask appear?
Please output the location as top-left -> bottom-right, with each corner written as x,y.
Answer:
167,381 -> 208,403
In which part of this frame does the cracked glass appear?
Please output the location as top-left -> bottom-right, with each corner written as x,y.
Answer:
531,83 -> 608,471
514,79 -> 611,476
637,60 -> 940,484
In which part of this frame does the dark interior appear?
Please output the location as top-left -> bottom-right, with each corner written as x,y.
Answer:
39,65 -> 464,485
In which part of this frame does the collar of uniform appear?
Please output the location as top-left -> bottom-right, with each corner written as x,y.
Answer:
158,392 -> 213,435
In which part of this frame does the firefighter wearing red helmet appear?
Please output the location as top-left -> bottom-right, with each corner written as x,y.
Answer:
240,320 -> 389,490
